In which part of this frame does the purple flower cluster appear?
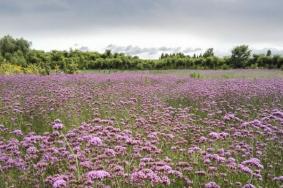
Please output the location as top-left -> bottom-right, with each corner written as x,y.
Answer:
86,170 -> 110,181
205,181 -> 220,188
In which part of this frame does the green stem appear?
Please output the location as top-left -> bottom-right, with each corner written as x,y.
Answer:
60,132 -> 81,182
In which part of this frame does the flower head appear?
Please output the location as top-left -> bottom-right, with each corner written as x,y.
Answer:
205,181 -> 220,188
86,170 -> 110,181
52,119 -> 64,130
89,136 -> 102,146
53,179 -> 67,188
242,183 -> 256,188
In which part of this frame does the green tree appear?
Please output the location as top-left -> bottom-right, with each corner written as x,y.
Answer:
0,35 -> 30,57
203,48 -> 214,58
102,50 -> 112,58
0,35 -> 17,57
230,45 -> 251,68
0,35 -> 31,66
266,49 -> 272,57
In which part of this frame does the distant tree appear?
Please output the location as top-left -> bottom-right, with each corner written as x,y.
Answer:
176,53 -> 186,58
0,35 -> 31,66
1,35 -> 283,72
16,38 -> 31,56
0,35 -> 31,57
266,49 -> 272,57
0,36 -> 17,56
160,53 -> 170,59
103,50 -> 112,58
230,45 -> 251,68
0,55 -> 4,62
203,48 -> 214,58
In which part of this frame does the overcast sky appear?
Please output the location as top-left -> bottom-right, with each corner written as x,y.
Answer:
1,0 -> 283,58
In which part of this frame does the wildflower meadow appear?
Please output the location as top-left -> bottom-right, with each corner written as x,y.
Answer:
0,70 -> 283,188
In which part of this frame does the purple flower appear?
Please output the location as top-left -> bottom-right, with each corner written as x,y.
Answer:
160,176 -> 170,185
241,158 -> 263,169
104,148 -> 116,157
0,124 -> 5,130
52,179 -> 67,188
188,146 -> 201,154
199,136 -> 207,143
86,170 -> 110,181
273,176 -> 283,182
27,146 -> 37,155
239,164 -> 253,174
208,132 -> 220,139
205,181 -> 220,188
52,119 -> 64,130
242,183 -> 256,188
130,169 -> 161,184
12,129 -> 23,136
155,164 -> 172,172
272,110 -> 283,119
224,113 -> 236,121
89,136 -> 102,146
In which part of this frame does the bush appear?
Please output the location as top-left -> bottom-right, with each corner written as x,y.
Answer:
250,63 -> 258,69
136,63 -> 144,70
221,64 -> 230,70
24,64 -> 43,74
190,72 -> 201,79
0,63 -> 48,75
63,62 -> 79,74
0,63 -> 23,75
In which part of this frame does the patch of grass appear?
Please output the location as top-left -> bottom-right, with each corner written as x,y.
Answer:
190,72 -> 201,79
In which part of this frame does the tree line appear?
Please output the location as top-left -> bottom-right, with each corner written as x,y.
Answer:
0,35 -> 282,74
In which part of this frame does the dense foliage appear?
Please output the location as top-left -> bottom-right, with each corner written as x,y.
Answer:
0,35 -> 283,74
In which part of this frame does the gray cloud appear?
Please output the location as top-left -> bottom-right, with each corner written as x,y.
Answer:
106,44 -> 202,58
78,46 -> 89,52
105,45 -> 283,59
253,48 -> 283,56
0,0 -> 283,50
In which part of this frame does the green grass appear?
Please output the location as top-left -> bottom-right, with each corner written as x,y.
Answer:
80,69 -> 283,79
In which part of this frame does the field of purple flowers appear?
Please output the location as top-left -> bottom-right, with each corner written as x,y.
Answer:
0,71 -> 283,188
